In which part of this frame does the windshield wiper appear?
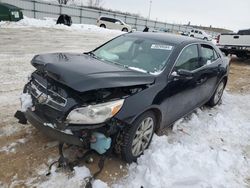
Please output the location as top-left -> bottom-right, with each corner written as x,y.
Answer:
86,51 -> 96,57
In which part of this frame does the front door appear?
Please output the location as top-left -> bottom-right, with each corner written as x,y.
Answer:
163,44 -> 207,125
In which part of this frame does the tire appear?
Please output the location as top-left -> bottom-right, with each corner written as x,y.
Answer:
121,111 -> 156,163
100,24 -> 106,28
122,28 -> 128,32
190,35 -> 194,37
203,37 -> 208,41
207,80 -> 226,107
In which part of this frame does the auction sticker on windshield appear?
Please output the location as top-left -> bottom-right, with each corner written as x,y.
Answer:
151,44 -> 173,50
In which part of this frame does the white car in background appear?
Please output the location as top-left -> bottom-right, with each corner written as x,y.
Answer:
189,29 -> 212,41
97,16 -> 132,32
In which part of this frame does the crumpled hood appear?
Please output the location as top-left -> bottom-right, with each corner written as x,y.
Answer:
31,53 -> 155,92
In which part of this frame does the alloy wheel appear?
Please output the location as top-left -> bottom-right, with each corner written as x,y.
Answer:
131,117 -> 154,157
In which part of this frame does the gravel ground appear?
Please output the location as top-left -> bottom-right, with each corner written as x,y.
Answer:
0,27 -> 249,187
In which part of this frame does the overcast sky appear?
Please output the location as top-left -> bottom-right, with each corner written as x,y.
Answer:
102,0 -> 250,31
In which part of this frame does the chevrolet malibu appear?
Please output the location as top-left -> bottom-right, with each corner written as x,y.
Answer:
15,33 -> 229,163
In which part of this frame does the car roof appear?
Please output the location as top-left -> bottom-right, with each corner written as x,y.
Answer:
125,32 -> 199,45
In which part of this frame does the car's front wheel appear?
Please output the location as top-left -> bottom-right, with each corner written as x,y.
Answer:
121,111 -> 156,163
207,80 -> 226,107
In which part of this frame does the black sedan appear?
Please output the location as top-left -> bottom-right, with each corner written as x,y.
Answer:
15,32 -> 229,163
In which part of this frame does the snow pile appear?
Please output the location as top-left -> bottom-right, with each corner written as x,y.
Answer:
114,93 -> 250,188
0,16 -> 122,34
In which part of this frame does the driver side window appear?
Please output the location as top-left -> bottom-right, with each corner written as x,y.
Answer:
175,44 -> 199,71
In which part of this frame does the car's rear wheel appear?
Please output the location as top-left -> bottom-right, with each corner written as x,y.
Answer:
100,24 -> 106,28
121,111 -> 156,163
207,80 -> 226,107
190,35 -> 194,37
122,28 -> 128,32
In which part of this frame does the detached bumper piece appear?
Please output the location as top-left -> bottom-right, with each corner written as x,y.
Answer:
14,110 -> 28,124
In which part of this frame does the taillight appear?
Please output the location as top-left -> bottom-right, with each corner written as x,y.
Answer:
216,35 -> 220,44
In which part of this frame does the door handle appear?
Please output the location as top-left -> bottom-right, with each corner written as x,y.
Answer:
196,77 -> 207,85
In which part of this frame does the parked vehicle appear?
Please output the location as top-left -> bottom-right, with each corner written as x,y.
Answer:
15,33 -> 229,163
0,3 -> 23,22
189,29 -> 212,41
217,29 -> 250,58
97,16 -> 131,32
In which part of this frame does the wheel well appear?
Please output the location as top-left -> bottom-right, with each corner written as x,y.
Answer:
148,108 -> 162,133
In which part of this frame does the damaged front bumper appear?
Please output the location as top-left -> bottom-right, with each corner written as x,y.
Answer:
24,109 -> 87,146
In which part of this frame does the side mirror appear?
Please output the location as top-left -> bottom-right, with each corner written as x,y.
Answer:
170,69 -> 193,80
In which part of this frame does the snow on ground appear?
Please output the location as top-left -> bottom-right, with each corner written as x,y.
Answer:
0,16 -> 122,35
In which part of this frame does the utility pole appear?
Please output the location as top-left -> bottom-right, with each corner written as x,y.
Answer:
148,0 -> 152,20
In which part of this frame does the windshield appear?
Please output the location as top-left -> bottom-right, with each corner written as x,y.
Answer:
93,35 -> 174,74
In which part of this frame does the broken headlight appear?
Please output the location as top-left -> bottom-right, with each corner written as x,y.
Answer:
66,99 -> 124,124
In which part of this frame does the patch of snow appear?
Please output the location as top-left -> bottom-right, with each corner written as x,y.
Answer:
114,93 -> 250,188
61,129 -> 74,135
44,123 -> 56,129
128,66 -> 148,73
20,93 -> 33,112
0,138 -> 28,154
128,66 -> 162,75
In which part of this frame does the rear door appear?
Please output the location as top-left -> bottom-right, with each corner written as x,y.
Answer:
198,44 -> 222,100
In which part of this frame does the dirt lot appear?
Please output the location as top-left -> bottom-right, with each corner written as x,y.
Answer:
0,28 -> 249,187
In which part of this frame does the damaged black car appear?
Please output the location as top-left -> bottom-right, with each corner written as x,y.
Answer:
15,32 -> 229,163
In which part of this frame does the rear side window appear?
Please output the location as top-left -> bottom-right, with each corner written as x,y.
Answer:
195,30 -> 198,33
200,44 -> 219,65
174,45 -> 200,71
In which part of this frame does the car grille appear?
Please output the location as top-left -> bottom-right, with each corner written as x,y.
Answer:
29,79 -> 67,110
